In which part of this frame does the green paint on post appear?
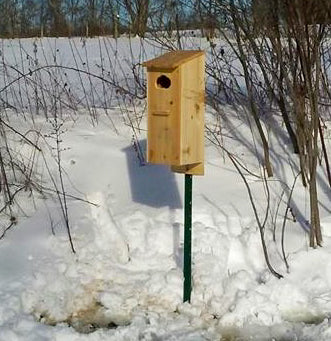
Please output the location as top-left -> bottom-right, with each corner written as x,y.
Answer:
183,174 -> 193,303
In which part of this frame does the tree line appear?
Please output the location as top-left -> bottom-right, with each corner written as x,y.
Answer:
0,0 -> 207,38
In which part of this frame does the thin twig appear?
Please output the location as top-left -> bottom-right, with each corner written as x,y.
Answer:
0,221 -> 16,240
281,173 -> 301,273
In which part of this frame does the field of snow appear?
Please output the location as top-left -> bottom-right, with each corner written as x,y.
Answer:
0,37 -> 331,340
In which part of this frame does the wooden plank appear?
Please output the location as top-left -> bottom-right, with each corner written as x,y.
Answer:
171,162 -> 204,176
143,50 -> 204,70
147,69 -> 182,165
180,54 -> 205,167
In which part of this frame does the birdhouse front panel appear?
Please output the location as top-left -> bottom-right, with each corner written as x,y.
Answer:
147,68 -> 181,165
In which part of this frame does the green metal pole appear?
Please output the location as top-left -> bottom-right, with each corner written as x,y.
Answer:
183,174 -> 193,303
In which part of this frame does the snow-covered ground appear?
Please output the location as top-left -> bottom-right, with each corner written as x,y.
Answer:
0,37 -> 331,340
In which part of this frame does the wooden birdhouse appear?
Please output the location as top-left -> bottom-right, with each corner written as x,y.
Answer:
143,50 -> 205,175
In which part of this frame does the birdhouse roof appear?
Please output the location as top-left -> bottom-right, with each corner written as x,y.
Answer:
143,50 -> 204,70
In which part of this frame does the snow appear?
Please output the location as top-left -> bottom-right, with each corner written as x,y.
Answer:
0,36 -> 331,340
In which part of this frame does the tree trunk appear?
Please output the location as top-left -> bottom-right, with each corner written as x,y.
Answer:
124,0 -> 149,37
48,0 -> 67,36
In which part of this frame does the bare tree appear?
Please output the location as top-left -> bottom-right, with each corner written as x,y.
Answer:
210,0 -> 329,247
122,0 -> 149,37
229,0 -> 273,177
65,0 -> 82,36
20,0 -> 40,37
252,0 -> 327,247
108,0 -> 120,38
0,0 -> 20,37
286,1 -> 325,247
48,0 -> 68,36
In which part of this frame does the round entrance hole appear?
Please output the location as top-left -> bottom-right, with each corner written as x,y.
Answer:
156,75 -> 171,89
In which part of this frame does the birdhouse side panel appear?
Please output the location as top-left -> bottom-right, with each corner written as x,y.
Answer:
180,55 -> 205,166
147,69 -> 182,165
